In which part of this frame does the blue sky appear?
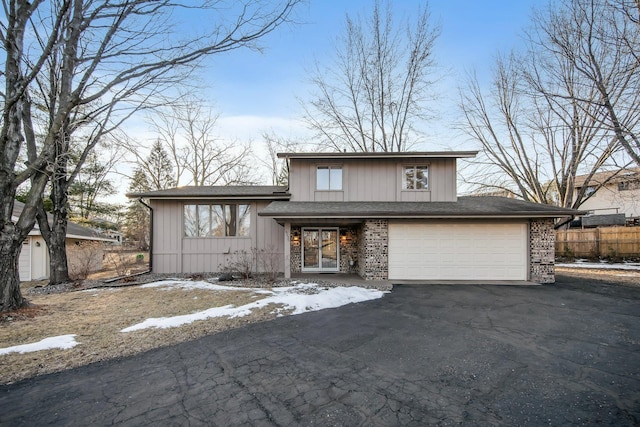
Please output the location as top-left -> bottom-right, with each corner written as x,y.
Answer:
114,0 -> 544,199
194,0 -> 542,149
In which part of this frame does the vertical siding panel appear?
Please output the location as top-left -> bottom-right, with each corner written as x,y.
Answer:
431,161 -> 441,201
356,159 -> 365,201
287,156 -> 459,202
152,200 -> 182,273
387,160 -> 396,201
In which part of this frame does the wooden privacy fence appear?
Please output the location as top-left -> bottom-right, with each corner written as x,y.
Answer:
556,227 -> 640,258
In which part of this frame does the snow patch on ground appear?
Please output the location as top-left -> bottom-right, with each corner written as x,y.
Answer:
0,335 -> 78,355
140,280 -> 272,293
1,281 -> 387,355
557,261 -> 640,271
122,282 -> 386,332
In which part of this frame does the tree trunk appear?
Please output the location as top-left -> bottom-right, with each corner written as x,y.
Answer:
0,239 -> 28,312
37,174 -> 71,286
37,123 -> 72,285
48,204 -> 71,284
39,210 -> 71,285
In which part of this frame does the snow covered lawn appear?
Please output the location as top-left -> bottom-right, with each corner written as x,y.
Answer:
0,279 -> 387,384
122,281 -> 385,332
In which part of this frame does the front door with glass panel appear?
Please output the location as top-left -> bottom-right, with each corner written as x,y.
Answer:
302,228 -> 339,272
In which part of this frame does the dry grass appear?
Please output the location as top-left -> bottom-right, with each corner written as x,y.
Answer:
556,266 -> 640,287
0,282 -> 286,385
89,249 -> 150,280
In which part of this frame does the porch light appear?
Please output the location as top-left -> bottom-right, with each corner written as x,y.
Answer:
291,230 -> 300,242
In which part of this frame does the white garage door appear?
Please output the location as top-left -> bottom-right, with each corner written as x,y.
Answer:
388,222 -> 528,281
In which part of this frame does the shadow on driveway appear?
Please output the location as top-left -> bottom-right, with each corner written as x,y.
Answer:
1,274 -> 639,426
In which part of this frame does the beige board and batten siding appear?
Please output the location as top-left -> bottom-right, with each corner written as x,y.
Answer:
288,158 -> 457,202
151,199 -> 284,274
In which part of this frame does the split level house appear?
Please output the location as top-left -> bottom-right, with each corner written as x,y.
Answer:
573,168 -> 640,225
130,151 -> 581,284
14,201 -> 117,281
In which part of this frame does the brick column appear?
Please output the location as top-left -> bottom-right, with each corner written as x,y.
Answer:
357,219 -> 388,280
290,226 -> 302,273
530,218 -> 556,284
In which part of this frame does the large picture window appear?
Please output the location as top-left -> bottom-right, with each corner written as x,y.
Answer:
403,165 -> 429,190
317,166 -> 342,190
184,204 -> 250,237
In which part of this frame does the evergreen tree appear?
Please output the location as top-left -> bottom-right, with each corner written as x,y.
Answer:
145,140 -> 176,190
68,150 -> 118,220
125,168 -> 152,250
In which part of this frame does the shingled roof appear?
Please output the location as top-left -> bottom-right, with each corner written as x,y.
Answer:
574,168 -> 640,187
127,185 -> 289,199
12,201 -> 117,242
259,196 -> 582,221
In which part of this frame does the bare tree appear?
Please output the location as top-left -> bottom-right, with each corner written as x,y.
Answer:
260,132 -> 298,185
0,0 -> 300,312
459,52 -> 623,210
146,98 -> 257,186
531,0 -> 640,166
303,0 -> 440,152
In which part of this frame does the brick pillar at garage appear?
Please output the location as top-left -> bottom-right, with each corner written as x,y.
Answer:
530,218 -> 556,284
357,219 -> 388,280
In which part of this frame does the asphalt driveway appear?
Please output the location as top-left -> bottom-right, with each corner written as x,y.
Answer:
1,274 -> 639,426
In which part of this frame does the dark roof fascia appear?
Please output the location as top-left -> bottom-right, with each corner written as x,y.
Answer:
129,194 -> 291,201
127,185 -> 290,200
258,198 -> 584,220
260,213 -> 578,220
277,151 -> 479,160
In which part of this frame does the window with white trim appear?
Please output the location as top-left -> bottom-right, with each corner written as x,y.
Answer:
184,204 -> 250,237
316,166 -> 342,190
403,165 -> 429,190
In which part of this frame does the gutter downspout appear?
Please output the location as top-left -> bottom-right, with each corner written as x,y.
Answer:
138,198 -> 153,272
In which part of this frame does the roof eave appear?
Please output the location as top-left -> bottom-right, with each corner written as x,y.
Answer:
127,194 -> 291,200
66,234 -> 118,242
277,151 -> 479,159
259,212 -> 580,219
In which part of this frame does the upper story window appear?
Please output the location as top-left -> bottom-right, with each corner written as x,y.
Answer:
618,180 -> 640,191
317,166 -> 342,190
184,203 -> 250,237
403,165 -> 429,190
584,186 -> 597,197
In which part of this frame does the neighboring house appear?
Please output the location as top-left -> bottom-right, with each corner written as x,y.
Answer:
12,201 -> 116,281
574,168 -> 640,220
91,218 -> 124,245
130,152 -> 580,284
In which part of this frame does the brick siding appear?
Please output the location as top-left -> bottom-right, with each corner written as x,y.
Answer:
357,219 -> 389,280
529,218 -> 556,284
290,226 -> 302,273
